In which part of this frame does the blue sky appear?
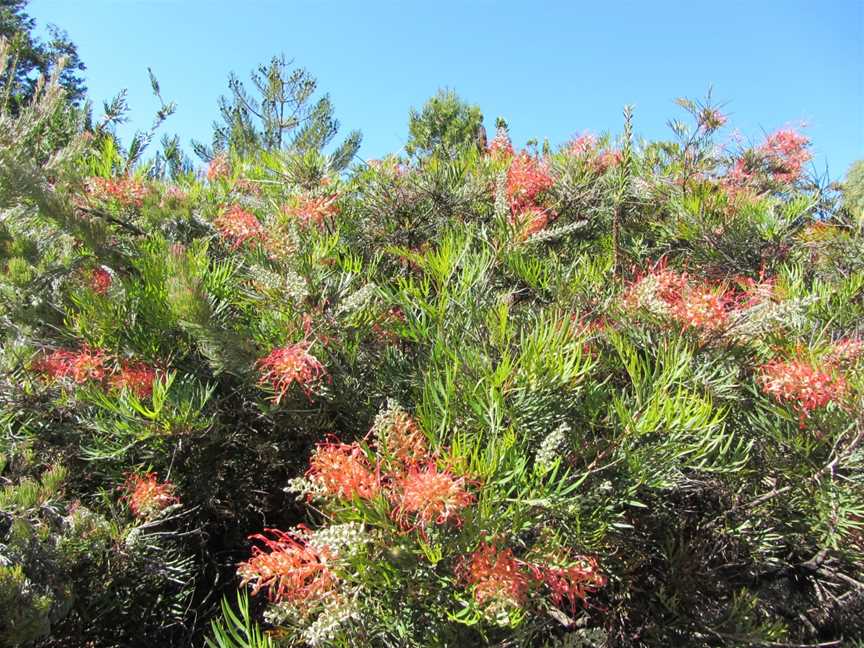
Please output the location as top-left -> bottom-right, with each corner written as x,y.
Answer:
29,0 -> 864,178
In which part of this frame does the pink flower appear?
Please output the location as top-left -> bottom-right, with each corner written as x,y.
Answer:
286,195 -> 339,228
207,153 -> 230,182
487,126 -> 514,158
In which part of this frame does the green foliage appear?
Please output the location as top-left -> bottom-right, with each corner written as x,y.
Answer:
0,54 -> 861,648
405,88 -> 484,159
843,159 -> 864,225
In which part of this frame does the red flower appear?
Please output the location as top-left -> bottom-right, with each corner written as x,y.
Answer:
256,341 -> 328,403
89,267 -> 112,295
207,153 -> 230,182
567,132 -> 597,157
759,358 -> 846,423
124,472 -> 178,519
828,338 -> 864,366
237,528 -> 335,606
286,195 -> 339,228
110,361 -> 157,399
535,557 -> 606,613
33,346 -> 107,384
506,153 -> 554,214
214,205 -> 266,249
458,543 -> 531,608
85,176 -> 149,208
510,207 -> 550,240
391,462 -> 474,528
308,442 -> 381,500
487,127 -> 514,158
759,129 -> 811,184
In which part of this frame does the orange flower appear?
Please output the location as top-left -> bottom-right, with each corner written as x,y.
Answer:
506,153 -> 554,214
207,153 -> 230,182
124,472 -> 178,519
308,442 -> 381,500
214,205 -> 266,249
458,543 -> 531,608
391,462 -> 474,528
238,528 -> 335,606
256,341 -> 328,403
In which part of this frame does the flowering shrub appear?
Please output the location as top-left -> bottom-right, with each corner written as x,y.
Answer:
4,71 -> 863,647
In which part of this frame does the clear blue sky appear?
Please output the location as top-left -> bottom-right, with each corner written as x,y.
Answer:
29,0 -> 864,178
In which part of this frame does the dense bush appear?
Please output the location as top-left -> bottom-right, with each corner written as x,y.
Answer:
1,42 -> 863,648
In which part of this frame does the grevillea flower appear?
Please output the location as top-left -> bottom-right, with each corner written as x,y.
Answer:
214,206 -> 266,249
759,358 -> 846,422
759,129 -> 811,184
624,264 -> 733,332
458,543 -> 531,608
89,267 -> 112,294
506,153 -> 554,214
535,557 -> 606,613
510,207 -> 549,240
595,149 -> 623,173
109,361 -> 157,399
488,126 -> 515,158
567,132 -> 597,157
237,528 -> 335,606
287,195 -> 339,228
33,346 -> 107,384
375,406 -> 427,467
257,341 -> 328,403
307,442 -> 381,500
207,153 -> 230,182
391,462 -> 474,528
124,472 -> 178,519
84,176 -> 149,208
827,338 -> 864,366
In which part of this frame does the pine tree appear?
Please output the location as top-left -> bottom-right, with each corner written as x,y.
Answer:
196,53 -> 361,171
405,88 -> 484,159
0,0 -> 85,112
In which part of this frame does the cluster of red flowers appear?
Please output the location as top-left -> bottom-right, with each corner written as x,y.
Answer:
308,442 -> 381,500
506,153 -> 554,214
237,528 -> 335,606
827,338 -> 864,365
207,153 -> 231,182
286,194 -> 339,228
727,128 -> 811,187
85,176 -> 150,208
110,361 -> 158,399
124,472 -> 178,519
87,267 -> 112,295
487,126 -> 515,158
759,358 -> 846,423
302,409 -> 474,531
567,133 -> 597,157
624,264 -> 734,332
256,341 -> 328,403
457,543 -> 531,608
459,543 -> 605,614
214,205 -> 267,249
33,347 -> 158,398
391,462 -> 475,528
34,346 -> 107,384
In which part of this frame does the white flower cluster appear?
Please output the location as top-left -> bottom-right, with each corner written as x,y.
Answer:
494,170 -> 509,222
307,522 -> 367,558
284,475 -> 327,501
336,282 -> 378,315
628,274 -> 673,319
301,595 -> 361,647
535,422 -> 570,472
370,398 -> 408,447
